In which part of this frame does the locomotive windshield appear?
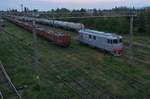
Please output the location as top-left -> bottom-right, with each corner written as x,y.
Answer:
119,39 -> 122,43
112,38 -> 122,44
113,39 -> 118,44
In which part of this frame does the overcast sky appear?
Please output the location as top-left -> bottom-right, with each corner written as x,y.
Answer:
0,0 -> 150,11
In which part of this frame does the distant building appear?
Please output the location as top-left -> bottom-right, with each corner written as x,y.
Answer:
86,9 -> 94,15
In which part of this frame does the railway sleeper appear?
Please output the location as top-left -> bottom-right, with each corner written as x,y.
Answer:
57,75 -> 91,99
58,74 -> 99,99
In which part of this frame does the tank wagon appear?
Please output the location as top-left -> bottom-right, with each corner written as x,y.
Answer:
79,29 -> 123,56
5,17 -> 71,47
13,16 -> 84,31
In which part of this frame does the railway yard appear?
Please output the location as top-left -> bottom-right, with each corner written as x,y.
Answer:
0,18 -> 149,99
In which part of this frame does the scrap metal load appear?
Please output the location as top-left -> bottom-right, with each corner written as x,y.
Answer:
5,17 -> 71,47
13,16 -> 85,31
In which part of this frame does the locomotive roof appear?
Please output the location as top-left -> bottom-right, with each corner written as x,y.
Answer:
79,29 -> 122,39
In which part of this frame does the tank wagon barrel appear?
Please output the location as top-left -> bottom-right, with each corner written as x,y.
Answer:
12,16 -> 84,31
5,16 -> 71,47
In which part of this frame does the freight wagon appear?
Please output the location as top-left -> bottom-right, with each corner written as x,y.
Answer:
5,17 -> 71,47
79,29 -> 123,56
13,16 -> 84,31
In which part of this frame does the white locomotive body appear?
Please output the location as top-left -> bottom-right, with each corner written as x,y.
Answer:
79,29 -> 123,56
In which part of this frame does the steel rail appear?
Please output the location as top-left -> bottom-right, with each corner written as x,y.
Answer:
0,91 -> 4,99
0,62 -> 23,99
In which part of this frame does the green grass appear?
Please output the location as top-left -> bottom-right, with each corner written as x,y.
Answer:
0,21 -> 150,99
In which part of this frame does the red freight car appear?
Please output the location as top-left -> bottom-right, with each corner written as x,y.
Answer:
37,28 -> 71,47
5,17 -> 71,47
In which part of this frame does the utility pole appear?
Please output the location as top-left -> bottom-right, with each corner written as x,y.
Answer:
0,20 -> 2,33
0,17 -> 3,32
21,4 -> 23,12
128,15 -> 134,65
32,18 -> 40,81
52,12 -> 56,33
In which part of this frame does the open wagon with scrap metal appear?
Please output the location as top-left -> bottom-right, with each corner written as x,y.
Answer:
5,16 -> 71,47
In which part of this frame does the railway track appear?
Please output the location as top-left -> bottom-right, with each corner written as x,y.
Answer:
1,28 -> 32,48
124,46 -> 150,65
65,51 -> 145,90
2,21 -> 147,98
35,24 -> 146,91
0,27 -> 94,99
1,29 -> 109,99
0,62 -> 22,99
41,60 -> 117,99
124,40 -> 150,60
101,63 -> 144,89
50,63 -> 97,99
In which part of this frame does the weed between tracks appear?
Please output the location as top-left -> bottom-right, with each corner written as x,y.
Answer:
0,21 -> 149,99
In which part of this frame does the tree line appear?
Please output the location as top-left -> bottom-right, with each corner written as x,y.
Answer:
47,7 -> 150,35
4,7 -> 150,35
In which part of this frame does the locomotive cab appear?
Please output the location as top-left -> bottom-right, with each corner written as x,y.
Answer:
111,37 -> 123,56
